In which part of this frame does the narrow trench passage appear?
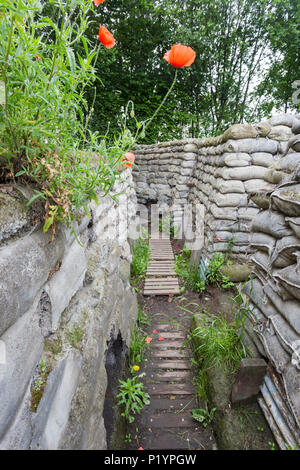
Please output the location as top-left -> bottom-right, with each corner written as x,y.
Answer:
128,294 -> 217,450
121,233 -> 275,451
124,234 -> 217,450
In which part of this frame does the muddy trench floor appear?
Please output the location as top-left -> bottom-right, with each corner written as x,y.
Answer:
118,239 -> 275,451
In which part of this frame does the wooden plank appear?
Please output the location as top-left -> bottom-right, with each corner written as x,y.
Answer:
154,360 -> 190,370
153,332 -> 186,339
151,350 -> 188,358
148,383 -> 194,395
144,280 -> 179,285
149,397 -> 197,411
147,413 -> 195,428
144,290 -> 180,295
151,340 -> 185,349
150,371 -> 191,381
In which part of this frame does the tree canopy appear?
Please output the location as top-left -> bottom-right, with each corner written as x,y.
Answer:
84,0 -> 300,143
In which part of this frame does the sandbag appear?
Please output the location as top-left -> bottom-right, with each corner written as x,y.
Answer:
222,124 -> 259,141
282,136 -> 300,157
273,264 -> 300,301
210,204 -> 237,220
250,232 -> 276,255
286,217 -> 300,238
268,125 -> 292,142
242,278 -> 278,318
270,235 -> 300,268
266,278 -> 294,301
214,178 -> 245,194
274,153 -> 300,172
251,250 -> 270,274
244,179 -> 274,193
264,168 -> 287,184
270,314 -> 299,356
244,318 -> 267,357
292,120 -> 300,135
264,283 -> 300,334
268,114 -> 297,128
254,321 -> 291,373
221,152 -> 251,167
215,231 -> 249,244
271,183 -> 300,217
212,192 -> 247,207
220,166 -> 267,181
224,138 -> 278,154
251,152 -> 275,168
249,190 -> 271,209
282,364 -> 300,428
251,210 -> 293,238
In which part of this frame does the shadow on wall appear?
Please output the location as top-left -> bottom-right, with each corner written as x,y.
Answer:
103,332 -> 128,449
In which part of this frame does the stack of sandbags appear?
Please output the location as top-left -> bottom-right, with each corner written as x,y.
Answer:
242,161 -> 300,448
195,133 -> 280,255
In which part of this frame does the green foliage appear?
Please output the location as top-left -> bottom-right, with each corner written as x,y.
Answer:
175,249 -> 205,293
65,325 -> 83,349
206,253 -> 235,290
83,0 -> 299,142
131,237 -> 150,281
129,325 -> 148,367
191,407 -> 216,427
159,215 -> 179,238
0,0 -> 138,233
117,373 -> 150,423
175,250 -> 235,293
192,313 -> 246,374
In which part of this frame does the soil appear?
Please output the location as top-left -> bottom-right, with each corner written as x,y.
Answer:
119,238 -> 276,451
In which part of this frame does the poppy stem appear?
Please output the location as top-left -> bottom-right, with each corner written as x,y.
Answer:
136,68 -> 178,141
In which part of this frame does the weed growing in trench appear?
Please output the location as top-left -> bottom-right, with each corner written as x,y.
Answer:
159,215 -> 179,238
117,373 -> 150,424
175,250 -> 235,293
130,237 -> 150,283
191,407 -> 216,427
192,313 -> 246,374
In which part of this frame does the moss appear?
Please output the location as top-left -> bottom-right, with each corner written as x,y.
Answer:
65,325 -> 83,349
44,334 -> 63,355
221,263 -> 252,282
30,364 -> 52,413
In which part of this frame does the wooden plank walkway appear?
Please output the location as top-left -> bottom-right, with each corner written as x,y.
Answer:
144,235 -> 180,296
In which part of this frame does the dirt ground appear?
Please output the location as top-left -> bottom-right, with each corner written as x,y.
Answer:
120,238 -> 276,451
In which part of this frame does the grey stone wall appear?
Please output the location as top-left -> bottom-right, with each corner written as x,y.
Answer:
133,114 -> 300,257
0,169 -> 138,449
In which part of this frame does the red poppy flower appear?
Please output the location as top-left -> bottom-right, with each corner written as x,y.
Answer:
158,336 -> 164,341
163,44 -> 196,68
138,447 -> 144,450
98,25 -> 115,49
216,237 -> 222,242
36,55 -> 42,62
146,337 -> 153,344
153,329 -> 158,334
121,152 -> 135,168
93,0 -> 105,4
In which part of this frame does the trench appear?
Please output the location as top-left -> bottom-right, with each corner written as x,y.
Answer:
104,212 -> 276,450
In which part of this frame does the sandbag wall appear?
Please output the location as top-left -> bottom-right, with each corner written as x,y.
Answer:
242,117 -> 300,449
133,114 -> 300,257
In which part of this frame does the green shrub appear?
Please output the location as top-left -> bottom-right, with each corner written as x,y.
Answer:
131,237 -> 150,280
117,373 -> 150,423
0,1 -> 141,235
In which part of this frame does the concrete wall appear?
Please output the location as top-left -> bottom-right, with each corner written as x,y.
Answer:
0,169 -> 138,449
